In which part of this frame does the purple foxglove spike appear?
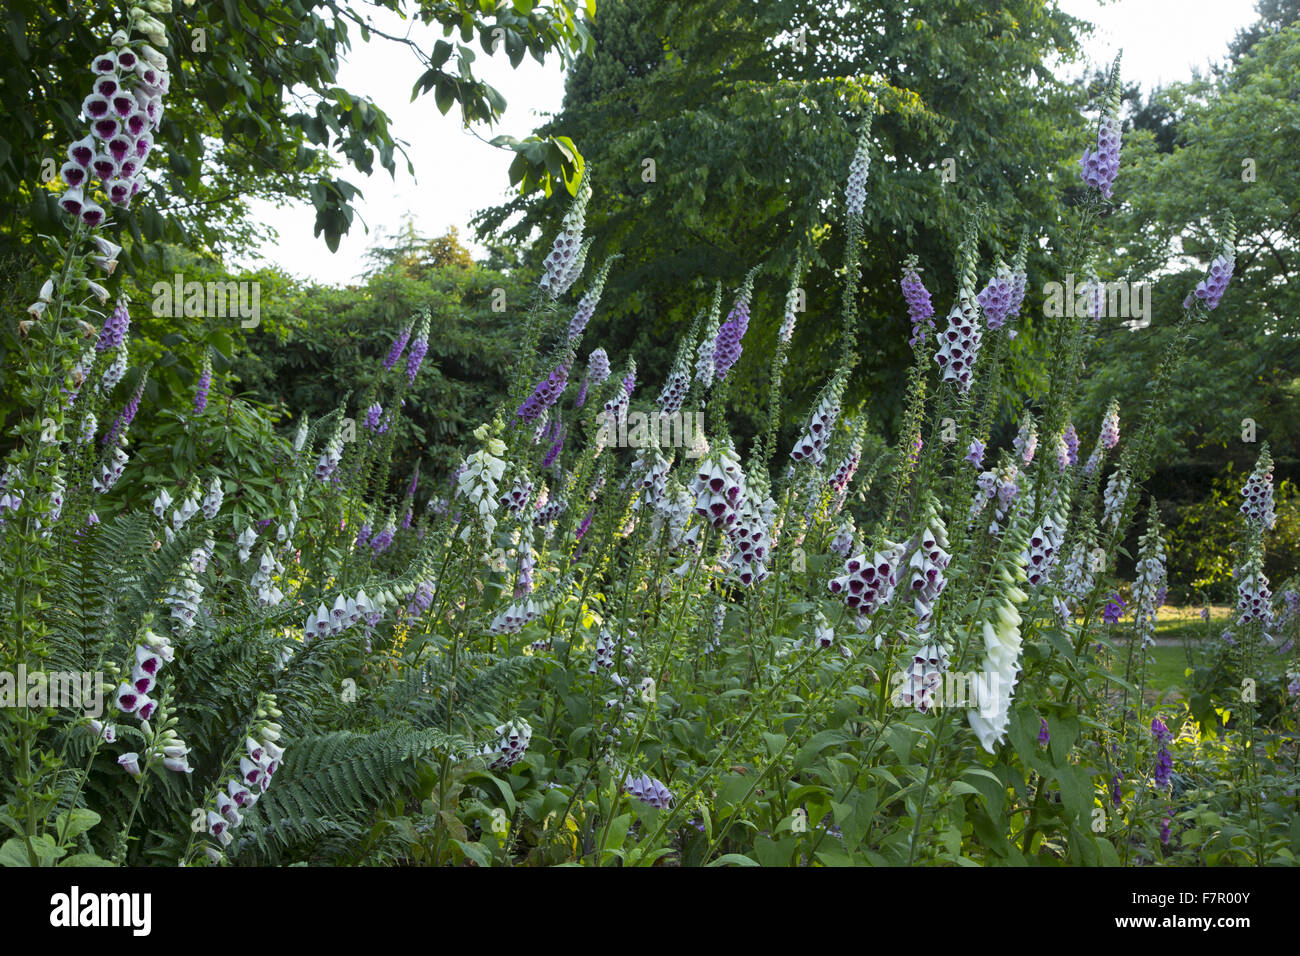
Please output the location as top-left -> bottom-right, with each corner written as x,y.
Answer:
383,322 -> 411,370
194,363 -> 212,414
901,257 -> 936,346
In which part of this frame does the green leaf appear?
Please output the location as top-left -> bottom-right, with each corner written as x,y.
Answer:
753,834 -> 797,867
601,813 -> 632,856
53,809 -> 100,842
0,838 -> 31,867
706,853 -> 759,867
455,839 -> 494,867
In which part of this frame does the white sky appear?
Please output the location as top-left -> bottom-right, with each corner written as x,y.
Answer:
233,0 -> 1264,285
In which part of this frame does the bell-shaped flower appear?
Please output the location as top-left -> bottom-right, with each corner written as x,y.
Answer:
152,488 -> 173,519
207,811 -> 228,840
60,161 -> 87,188
91,116 -> 120,140
136,694 -> 157,721
115,682 -> 141,714
163,754 -> 193,773
227,779 -> 254,808
83,92 -> 112,120
118,752 -> 141,776
217,793 -> 243,827
134,644 -> 161,678
130,666 -> 156,696
239,756 -> 264,788
59,186 -> 85,217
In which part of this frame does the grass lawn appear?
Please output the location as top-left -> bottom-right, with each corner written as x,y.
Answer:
1103,606 -> 1231,699
1152,604 -> 1232,643
1142,644 -> 1192,693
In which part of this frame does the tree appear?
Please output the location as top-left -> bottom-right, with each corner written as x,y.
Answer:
1081,22 -> 1300,474
2,0 -> 595,273
475,0 -> 1094,447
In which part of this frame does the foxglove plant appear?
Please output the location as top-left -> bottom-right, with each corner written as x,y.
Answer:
587,347 -> 610,386
1186,225 -> 1236,312
623,772 -> 673,810
977,261 -> 1016,331
966,508 -> 1031,752
456,420 -> 509,546
383,320 -> 412,371
829,540 -> 907,617
896,642 -> 950,713
567,255 -> 618,344
1240,446 -> 1276,531
517,357 -> 571,424
844,124 -> 871,217
690,444 -> 747,532
934,223 -> 984,393
194,356 -> 212,414
1079,54 -> 1123,199
539,173 -> 592,298
1101,468 -> 1131,532
1021,510 -> 1065,589
1013,418 -> 1038,465
712,269 -> 758,382
789,374 -> 844,468
406,312 -> 430,384
483,719 -> 532,771
694,284 -> 723,385
905,513 -> 951,631
1132,502 -> 1166,648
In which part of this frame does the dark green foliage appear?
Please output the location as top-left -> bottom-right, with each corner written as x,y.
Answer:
229,230 -> 533,487
476,0 -> 1090,444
